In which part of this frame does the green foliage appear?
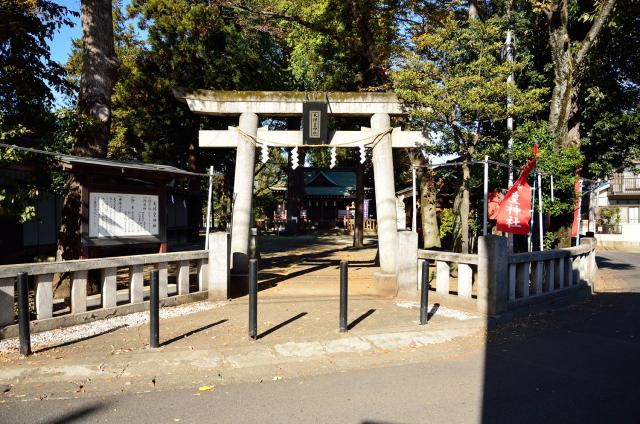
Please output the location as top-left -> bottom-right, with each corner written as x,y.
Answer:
438,208 -> 454,239
393,11 -> 546,157
0,108 -> 76,222
541,225 -> 570,249
0,1 -> 78,223
510,120 -> 583,217
243,0 -> 401,90
599,207 -> 620,226
100,0 -> 293,169
0,0 -> 77,139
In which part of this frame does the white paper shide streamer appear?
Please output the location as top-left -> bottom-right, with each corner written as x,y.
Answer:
291,146 -> 299,170
359,144 -> 366,164
330,147 -> 337,168
261,142 -> 269,164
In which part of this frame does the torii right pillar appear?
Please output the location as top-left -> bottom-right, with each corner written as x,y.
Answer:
371,113 -> 399,296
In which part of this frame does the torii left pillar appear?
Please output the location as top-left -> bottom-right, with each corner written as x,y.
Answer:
230,112 -> 257,279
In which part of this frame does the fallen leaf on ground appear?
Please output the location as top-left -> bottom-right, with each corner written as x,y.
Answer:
198,385 -> 215,391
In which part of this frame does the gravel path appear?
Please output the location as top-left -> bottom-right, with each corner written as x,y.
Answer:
0,301 -> 226,352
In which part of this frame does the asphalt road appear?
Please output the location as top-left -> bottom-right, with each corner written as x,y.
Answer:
2,252 -> 639,424
596,251 -> 640,292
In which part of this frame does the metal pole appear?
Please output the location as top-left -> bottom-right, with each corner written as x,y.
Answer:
576,179 -> 583,245
17,272 -> 31,356
538,172 -> 544,251
420,261 -> 429,325
339,260 -> 348,332
506,29 -> 515,187
412,166 -> 417,233
529,175 -> 536,252
483,155 -> 489,236
249,259 -> 258,339
150,269 -> 159,348
550,175 -> 555,201
205,165 -> 214,250
506,28 -> 515,252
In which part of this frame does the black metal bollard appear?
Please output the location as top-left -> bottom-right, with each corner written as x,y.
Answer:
339,260 -> 348,332
150,269 -> 160,348
249,259 -> 258,340
420,261 -> 429,325
17,272 -> 31,356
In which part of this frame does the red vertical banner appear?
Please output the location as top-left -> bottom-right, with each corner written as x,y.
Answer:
571,177 -> 582,237
496,157 -> 536,235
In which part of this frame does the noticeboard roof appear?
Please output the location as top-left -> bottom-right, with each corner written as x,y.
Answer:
59,154 -> 207,178
0,142 -> 215,178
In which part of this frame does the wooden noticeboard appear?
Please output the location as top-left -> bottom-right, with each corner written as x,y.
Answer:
89,192 -> 160,238
77,175 -> 169,257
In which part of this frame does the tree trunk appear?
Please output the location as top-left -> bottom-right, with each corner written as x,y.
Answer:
56,0 -> 117,261
420,166 -> 440,249
56,177 -> 82,261
468,0 -> 481,20
353,161 -> 364,247
546,0 -> 617,147
547,2 -> 574,147
76,0 -> 117,156
460,159 -> 471,254
452,156 -> 471,254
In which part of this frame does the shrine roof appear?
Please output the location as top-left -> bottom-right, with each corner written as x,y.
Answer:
270,169 -> 357,197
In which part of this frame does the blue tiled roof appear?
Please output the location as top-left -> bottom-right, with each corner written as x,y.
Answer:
304,170 -> 356,197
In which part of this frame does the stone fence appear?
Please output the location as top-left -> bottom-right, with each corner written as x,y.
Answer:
414,236 -> 598,317
0,232 -> 232,339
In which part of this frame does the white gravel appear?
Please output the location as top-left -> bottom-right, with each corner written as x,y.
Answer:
396,301 -> 479,321
0,301 -> 226,352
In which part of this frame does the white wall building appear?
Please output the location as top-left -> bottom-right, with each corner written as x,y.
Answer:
594,164 -> 640,250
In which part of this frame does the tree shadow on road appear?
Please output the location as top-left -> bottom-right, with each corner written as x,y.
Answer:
596,255 -> 634,271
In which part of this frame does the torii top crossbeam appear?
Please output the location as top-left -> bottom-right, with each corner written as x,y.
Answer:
174,88 -> 426,148
173,88 -> 407,116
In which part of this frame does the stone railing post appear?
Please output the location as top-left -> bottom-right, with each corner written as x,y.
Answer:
397,230 -> 418,296
477,235 -> 508,315
0,277 -> 15,327
580,237 -> 598,289
209,231 -> 230,301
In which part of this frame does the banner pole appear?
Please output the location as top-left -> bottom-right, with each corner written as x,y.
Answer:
412,165 -> 417,233
205,165 -> 214,250
576,178 -> 583,245
528,172 -> 536,252
483,155 -> 488,236
538,172 -> 544,251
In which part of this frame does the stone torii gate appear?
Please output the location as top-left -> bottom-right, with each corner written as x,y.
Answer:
174,89 -> 427,296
